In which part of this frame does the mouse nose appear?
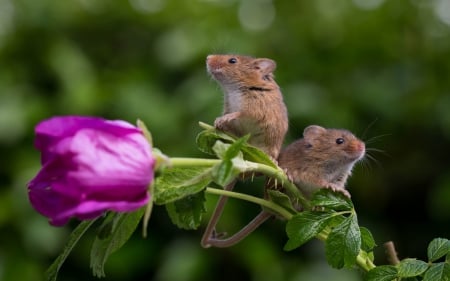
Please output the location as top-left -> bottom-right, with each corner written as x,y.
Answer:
358,142 -> 366,153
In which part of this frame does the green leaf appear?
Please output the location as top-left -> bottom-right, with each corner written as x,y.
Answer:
310,189 -> 354,211
360,227 -> 377,252
212,140 -> 235,160
325,214 -> 361,269
223,135 -> 250,161
211,159 -> 240,186
195,124 -> 277,168
359,249 -> 375,264
196,127 -> 236,155
153,167 -> 212,205
239,144 -> 277,168
266,189 -> 297,214
398,258 -> 429,278
46,219 -> 97,281
142,182 -> 155,238
428,238 -> 450,262
136,120 -> 170,175
211,139 -> 258,186
284,211 -> 335,251
90,208 -> 145,278
423,262 -> 450,281
136,119 -> 153,147
165,191 -> 206,230
365,265 -> 398,281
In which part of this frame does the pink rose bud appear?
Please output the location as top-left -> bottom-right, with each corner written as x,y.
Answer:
27,116 -> 155,226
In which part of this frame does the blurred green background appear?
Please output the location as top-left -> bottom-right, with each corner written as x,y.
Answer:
1,0 -> 449,280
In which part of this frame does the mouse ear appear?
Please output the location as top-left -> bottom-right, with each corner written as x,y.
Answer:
254,59 -> 276,74
303,125 -> 326,138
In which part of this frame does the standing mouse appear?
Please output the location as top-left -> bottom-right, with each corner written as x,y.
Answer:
278,125 -> 366,198
201,54 -> 288,248
206,54 -> 288,159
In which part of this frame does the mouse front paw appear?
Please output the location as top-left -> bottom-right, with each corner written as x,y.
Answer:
214,112 -> 241,129
324,184 -> 351,198
214,117 -> 232,131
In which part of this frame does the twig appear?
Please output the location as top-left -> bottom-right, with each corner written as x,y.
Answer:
384,241 -> 400,265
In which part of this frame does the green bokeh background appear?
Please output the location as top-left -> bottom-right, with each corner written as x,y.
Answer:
1,0 -> 449,280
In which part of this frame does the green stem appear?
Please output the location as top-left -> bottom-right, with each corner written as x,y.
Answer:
251,163 -> 311,209
205,187 -> 294,220
170,157 -> 221,167
168,157 -> 309,209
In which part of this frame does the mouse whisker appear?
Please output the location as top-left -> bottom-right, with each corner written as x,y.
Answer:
363,134 -> 391,145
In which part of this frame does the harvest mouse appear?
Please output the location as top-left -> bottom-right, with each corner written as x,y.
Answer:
278,125 -> 366,198
201,54 -> 288,248
206,54 -> 288,159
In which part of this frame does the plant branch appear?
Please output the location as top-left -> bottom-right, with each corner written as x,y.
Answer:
168,156 -> 377,271
205,187 -> 294,220
384,241 -> 400,265
170,157 -> 221,167
247,162 -> 311,209
169,157 -> 310,209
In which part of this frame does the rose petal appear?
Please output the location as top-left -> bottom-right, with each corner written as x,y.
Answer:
28,116 -> 155,226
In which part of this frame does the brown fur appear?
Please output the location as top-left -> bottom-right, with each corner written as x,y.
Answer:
207,54 -> 288,159
278,125 -> 366,198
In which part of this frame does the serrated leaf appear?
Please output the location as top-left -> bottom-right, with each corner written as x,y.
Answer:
428,238 -> 450,262
90,208 -> 145,278
325,214 -> 361,269
153,167 -> 212,205
310,189 -> 354,211
361,227 -> 377,252
195,125 -> 277,168
398,258 -> 429,277
46,219 -> 97,281
165,192 -> 206,230
266,190 -> 297,214
365,265 -> 398,281
423,262 -> 450,281
284,211 -> 335,251
196,128 -> 236,155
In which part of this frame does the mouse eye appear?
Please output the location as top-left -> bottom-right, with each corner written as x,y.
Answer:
336,138 -> 345,145
228,58 -> 237,64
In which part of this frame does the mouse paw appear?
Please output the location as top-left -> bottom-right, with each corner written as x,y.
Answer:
214,112 -> 240,129
214,118 -> 225,130
323,184 -> 351,198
